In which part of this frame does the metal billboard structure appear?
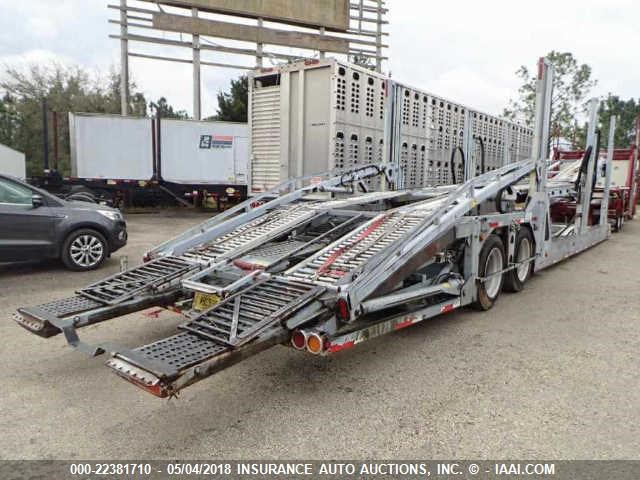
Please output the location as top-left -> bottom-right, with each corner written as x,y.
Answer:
109,0 -> 388,119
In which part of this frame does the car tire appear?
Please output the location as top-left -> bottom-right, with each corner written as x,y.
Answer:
504,227 -> 535,293
473,234 -> 506,311
61,229 -> 109,271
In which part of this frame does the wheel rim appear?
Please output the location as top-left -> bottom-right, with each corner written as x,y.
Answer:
70,234 -> 104,268
516,237 -> 532,282
484,247 -> 503,298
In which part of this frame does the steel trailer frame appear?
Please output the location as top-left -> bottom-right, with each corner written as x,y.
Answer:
13,58 -> 619,399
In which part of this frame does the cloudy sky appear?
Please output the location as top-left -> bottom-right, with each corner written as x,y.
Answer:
1,0 -> 638,118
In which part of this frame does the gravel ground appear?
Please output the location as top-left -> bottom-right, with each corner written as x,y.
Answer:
1,211 -> 639,460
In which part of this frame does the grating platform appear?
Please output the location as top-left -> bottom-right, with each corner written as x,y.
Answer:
181,205 -> 319,263
133,332 -> 228,372
179,277 -> 323,347
79,256 -> 198,305
286,212 -> 425,284
25,295 -> 105,319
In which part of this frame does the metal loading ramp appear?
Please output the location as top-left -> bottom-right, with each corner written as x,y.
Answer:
285,211 -> 427,284
180,204 -> 320,263
106,277 -> 325,396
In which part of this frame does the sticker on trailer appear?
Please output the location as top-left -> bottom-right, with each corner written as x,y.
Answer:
199,135 -> 234,149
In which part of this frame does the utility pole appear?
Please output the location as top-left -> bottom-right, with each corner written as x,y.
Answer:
120,0 -> 130,116
42,99 -> 49,171
192,7 -> 202,120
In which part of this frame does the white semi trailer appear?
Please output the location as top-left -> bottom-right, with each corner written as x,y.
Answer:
43,114 -> 250,208
0,142 -> 26,179
249,58 -> 533,194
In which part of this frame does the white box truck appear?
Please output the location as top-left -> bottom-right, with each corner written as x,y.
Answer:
0,143 -> 26,179
60,113 -> 250,207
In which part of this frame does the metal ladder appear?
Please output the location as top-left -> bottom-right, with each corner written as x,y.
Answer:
179,277 -> 324,347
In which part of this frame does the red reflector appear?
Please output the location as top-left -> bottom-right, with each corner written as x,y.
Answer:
489,222 -> 500,228
441,304 -> 456,313
291,330 -> 306,350
336,298 -> 350,321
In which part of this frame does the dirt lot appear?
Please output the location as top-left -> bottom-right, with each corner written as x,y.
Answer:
1,211 -> 639,460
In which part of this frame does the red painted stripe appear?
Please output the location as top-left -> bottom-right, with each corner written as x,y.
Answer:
327,340 -> 355,353
394,319 -> 416,330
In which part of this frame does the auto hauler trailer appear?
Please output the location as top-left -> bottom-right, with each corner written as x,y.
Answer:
249,58 -> 533,194
14,58 -> 619,399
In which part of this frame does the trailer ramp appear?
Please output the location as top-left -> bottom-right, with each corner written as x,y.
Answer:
105,277 -> 325,396
15,257 -> 199,339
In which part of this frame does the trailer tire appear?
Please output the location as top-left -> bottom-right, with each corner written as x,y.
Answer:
504,228 -> 534,293
473,234 -> 506,311
61,229 -> 108,271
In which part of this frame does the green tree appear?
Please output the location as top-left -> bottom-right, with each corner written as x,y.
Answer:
597,95 -> 640,149
149,97 -> 189,119
214,76 -> 248,122
504,51 -> 597,148
0,62 -> 182,175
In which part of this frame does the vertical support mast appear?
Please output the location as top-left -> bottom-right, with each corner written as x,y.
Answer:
600,116 -> 617,226
192,8 -> 202,121
579,98 -> 600,233
119,0 -> 129,116
531,57 -> 554,194
376,0 -> 383,73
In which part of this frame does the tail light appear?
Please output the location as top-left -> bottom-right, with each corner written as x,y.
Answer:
291,330 -> 307,350
336,298 -> 350,321
306,332 -> 325,355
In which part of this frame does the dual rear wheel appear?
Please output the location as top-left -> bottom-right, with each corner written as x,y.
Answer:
473,228 -> 534,310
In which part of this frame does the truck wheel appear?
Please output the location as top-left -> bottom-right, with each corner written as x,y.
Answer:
504,228 -> 534,292
62,229 -> 108,271
473,234 -> 506,311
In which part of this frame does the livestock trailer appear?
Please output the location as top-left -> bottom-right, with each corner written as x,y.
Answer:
249,58 -> 533,193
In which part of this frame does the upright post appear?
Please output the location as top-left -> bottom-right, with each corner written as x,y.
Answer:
42,99 -> 49,171
319,27 -> 326,60
530,57 -> 554,194
600,116 -> 617,226
120,0 -> 130,116
192,7 -> 202,120
256,18 -> 264,68
579,98 -> 600,233
376,0 -> 383,73
53,111 -> 59,171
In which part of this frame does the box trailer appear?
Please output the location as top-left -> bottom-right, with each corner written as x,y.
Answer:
39,114 -> 250,208
13,58 -> 624,400
0,143 -> 26,179
249,58 -> 533,193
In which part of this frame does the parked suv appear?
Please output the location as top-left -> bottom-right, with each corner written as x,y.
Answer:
0,174 -> 127,270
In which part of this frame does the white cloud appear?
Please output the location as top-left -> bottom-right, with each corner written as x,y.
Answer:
1,0 -> 639,118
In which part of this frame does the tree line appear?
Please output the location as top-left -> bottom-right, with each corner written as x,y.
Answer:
504,51 -> 640,150
1,53 -> 638,177
0,63 -> 247,176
